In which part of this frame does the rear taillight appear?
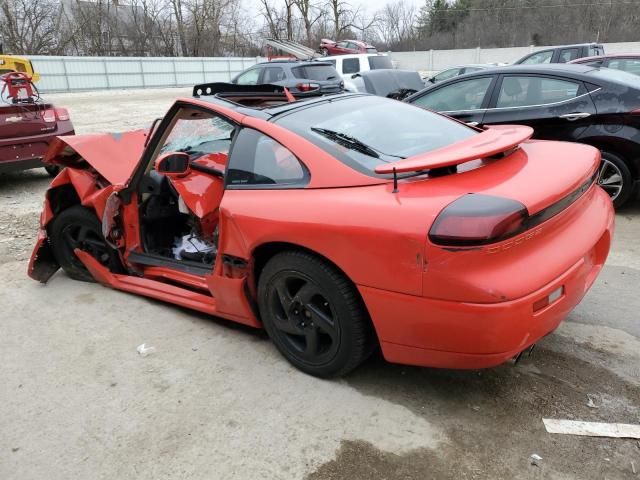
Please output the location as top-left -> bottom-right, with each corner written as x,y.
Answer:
55,108 -> 70,121
42,109 -> 56,123
296,82 -> 320,92
429,194 -> 528,246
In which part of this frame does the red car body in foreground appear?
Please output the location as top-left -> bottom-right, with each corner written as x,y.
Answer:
319,39 -> 377,56
28,86 -> 614,377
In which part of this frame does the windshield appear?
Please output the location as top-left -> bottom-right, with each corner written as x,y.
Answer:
275,96 -> 476,176
368,55 -> 393,70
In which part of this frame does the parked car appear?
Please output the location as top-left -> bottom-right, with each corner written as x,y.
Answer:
513,43 -> 604,65
319,39 -> 377,56
357,69 -> 425,100
405,64 -> 640,207
321,53 -> 394,91
0,72 -> 74,176
424,64 -> 494,84
231,60 -> 343,95
570,53 -> 640,75
29,83 -> 612,378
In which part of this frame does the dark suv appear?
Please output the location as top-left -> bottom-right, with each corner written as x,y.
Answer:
514,43 -> 604,65
231,60 -> 343,95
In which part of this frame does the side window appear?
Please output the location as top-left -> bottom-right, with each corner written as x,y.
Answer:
236,68 -> 261,85
262,67 -> 286,83
559,48 -> 580,63
412,77 -> 493,112
609,58 -> 640,76
337,41 -> 348,48
148,107 -> 235,174
496,76 -> 581,108
433,68 -> 461,82
521,50 -> 553,65
342,58 -> 360,74
227,129 -> 308,188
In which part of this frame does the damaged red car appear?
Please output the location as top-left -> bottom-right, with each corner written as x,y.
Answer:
319,39 -> 377,56
28,84 -> 614,377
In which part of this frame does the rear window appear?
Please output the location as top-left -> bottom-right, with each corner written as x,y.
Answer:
368,55 -> 393,70
589,45 -> 604,56
292,64 -> 338,81
586,67 -> 640,88
366,47 -> 378,54
275,96 -> 476,176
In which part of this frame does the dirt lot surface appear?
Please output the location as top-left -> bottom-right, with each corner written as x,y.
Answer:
1,88 -> 639,480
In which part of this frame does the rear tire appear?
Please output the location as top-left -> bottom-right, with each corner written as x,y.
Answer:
257,251 -> 375,377
598,151 -> 633,208
49,206 -> 121,282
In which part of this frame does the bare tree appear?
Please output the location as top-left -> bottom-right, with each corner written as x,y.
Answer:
1,0 -> 62,54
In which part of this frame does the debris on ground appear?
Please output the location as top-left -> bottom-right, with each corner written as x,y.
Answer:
529,453 -> 542,466
136,343 -> 156,357
586,393 -> 600,409
543,419 -> 640,439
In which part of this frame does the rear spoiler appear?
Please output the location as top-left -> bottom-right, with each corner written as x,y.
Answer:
374,125 -> 534,174
192,82 -> 324,100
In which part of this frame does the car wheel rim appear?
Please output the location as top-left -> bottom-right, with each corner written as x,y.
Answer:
597,158 -> 623,201
268,272 -> 340,365
62,224 -> 112,269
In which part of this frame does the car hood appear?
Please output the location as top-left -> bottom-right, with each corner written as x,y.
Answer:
45,130 -> 147,185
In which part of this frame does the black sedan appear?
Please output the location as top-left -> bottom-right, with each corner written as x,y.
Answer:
405,64 -> 640,207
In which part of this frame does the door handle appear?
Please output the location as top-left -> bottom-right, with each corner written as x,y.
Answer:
466,121 -> 479,127
559,112 -> 591,121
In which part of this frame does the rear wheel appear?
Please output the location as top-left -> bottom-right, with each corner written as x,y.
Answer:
49,206 -> 120,282
598,151 -> 633,208
257,251 -> 374,377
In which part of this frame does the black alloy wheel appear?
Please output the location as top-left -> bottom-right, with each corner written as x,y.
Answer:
50,206 -> 121,282
258,251 -> 374,377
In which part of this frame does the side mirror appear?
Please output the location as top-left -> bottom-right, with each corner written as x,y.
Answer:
428,77 -> 435,84
155,152 -> 190,177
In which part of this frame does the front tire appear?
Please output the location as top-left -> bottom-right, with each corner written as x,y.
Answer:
49,206 -> 121,282
598,151 -> 633,208
257,251 -> 374,377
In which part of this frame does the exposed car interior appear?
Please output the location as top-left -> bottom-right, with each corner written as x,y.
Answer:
137,108 -> 234,270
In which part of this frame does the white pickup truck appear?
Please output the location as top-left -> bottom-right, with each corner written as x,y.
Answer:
321,53 -> 395,91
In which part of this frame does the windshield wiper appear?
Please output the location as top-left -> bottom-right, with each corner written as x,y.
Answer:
311,127 -> 380,158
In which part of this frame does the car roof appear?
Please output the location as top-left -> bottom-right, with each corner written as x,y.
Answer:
571,53 -> 640,63
322,53 -> 385,60
534,43 -> 602,50
257,59 -> 333,67
452,63 -> 599,76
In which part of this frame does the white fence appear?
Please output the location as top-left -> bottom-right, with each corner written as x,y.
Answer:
27,55 -> 261,93
28,41 -> 640,93
390,41 -> 640,74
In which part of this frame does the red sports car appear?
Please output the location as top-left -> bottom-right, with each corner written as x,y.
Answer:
28,84 -> 614,377
0,72 -> 74,176
319,39 -> 377,56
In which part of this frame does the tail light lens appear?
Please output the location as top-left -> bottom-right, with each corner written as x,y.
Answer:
429,194 -> 528,246
42,109 -> 56,123
296,82 -> 320,92
55,108 -> 70,121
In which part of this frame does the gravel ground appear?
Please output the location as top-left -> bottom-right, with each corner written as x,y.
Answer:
0,87 -> 639,480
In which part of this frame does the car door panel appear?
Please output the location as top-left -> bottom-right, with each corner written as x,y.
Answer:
482,74 -> 597,141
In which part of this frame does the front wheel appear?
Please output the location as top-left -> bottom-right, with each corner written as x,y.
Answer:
49,206 -> 121,282
598,151 -> 633,208
257,251 -> 375,377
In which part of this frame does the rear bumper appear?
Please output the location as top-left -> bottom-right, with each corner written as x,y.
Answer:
0,123 -> 74,172
360,191 -> 614,369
